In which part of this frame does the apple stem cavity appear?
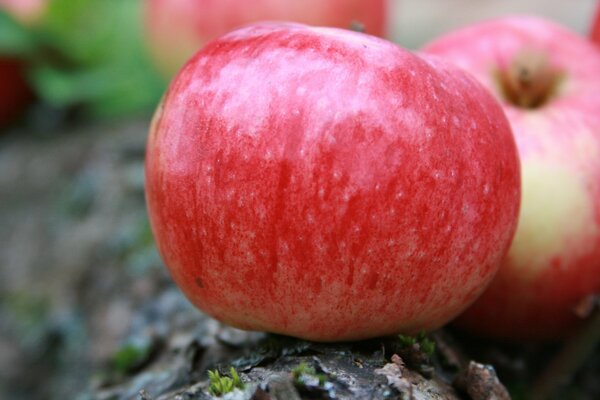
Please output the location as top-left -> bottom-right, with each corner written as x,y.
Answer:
496,49 -> 563,109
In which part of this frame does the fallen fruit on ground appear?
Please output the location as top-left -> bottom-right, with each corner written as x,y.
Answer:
145,23 -> 520,341
144,0 -> 388,77
424,15 -> 600,340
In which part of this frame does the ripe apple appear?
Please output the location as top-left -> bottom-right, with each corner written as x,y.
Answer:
424,16 -> 600,340
145,23 -> 520,341
144,0 -> 388,77
0,58 -> 33,128
592,3 -> 600,44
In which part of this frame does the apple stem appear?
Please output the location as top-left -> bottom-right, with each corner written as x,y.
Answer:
529,298 -> 600,400
349,21 -> 365,33
497,49 -> 562,109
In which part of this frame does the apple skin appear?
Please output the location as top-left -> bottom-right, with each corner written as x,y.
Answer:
0,58 -> 33,128
144,0 -> 387,77
424,16 -> 600,340
145,23 -> 520,341
592,3 -> 600,44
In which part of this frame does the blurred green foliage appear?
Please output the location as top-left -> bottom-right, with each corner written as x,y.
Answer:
0,0 -> 166,119
111,342 -> 153,374
0,11 -> 38,55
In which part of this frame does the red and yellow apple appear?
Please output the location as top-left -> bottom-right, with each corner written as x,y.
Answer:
424,16 -> 600,340
145,23 -> 520,341
144,0 -> 388,77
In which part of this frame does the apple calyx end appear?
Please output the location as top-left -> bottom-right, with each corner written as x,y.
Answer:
496,49 -> 563,109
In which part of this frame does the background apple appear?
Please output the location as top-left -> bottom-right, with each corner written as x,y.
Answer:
0,0 -> 47,26
145,23 -> 521,341
592,2 -> 600,44
0,1 -> 44,128
144,0 -> 388,77
0,59 -> 33,128
424,16 -> 600,340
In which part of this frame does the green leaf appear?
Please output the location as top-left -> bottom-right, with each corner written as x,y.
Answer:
27,0 -> 165,118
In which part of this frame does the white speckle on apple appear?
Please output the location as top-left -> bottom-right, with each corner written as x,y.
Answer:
296,86 -> 307,96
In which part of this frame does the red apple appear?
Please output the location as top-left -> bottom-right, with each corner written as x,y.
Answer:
424,16 -> 600,340
144,0 -> 388,77
592,2 -> 600,44
145,23 -> 520,341
0,58 -> 33,128
0,1 -> 43,128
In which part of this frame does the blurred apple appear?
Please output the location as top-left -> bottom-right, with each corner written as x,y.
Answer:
144,0 -> 388,77
592,2 -> 600,44
0,0 -> 47,25
0,59 -> 33,128
0,2 -> 41,128
425,16 -> 600,340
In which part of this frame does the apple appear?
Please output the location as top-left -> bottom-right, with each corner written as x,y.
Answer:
0,1 -> 43,128
424,16 -> 600,340
0,0 -> 48,128
145,22 -> 520,341
0,58 -> 33,128
0,0 -> 47,25
144,0 -> 388,77
592,2 -> 600,44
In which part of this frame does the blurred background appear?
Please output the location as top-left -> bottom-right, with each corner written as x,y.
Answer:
0,1 -> 598,399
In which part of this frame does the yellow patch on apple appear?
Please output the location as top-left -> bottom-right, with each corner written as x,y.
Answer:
508,160 -> 597,278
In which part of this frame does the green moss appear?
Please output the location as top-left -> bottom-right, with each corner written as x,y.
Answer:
208,367 -> 245,396
398,331 -> 436,356
111,343 -> 151,374
292,362 -> 327,386
397,334 -> 418,347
